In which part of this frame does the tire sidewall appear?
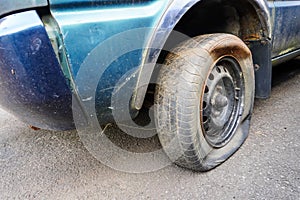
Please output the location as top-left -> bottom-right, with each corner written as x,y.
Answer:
156,34 -> 255,171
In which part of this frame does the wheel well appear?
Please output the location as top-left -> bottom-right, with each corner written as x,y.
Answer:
135,0 -> 272,113
155,0 -> 272,98
165,0 -> 264,50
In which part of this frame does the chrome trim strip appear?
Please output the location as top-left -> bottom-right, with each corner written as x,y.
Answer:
272,49 -> 300,66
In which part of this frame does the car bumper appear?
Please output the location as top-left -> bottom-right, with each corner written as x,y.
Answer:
0,11 -> 74,130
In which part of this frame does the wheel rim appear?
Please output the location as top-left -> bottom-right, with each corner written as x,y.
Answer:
201,57 -> 244,148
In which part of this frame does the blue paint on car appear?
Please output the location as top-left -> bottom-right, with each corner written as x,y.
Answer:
0,11 -> 74,130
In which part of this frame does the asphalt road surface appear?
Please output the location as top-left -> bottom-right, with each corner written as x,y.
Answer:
0,60 -> 299,200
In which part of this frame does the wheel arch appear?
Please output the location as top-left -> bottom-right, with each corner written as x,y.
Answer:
133,0 -> 272,110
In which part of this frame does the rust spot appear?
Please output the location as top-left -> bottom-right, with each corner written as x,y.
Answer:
29,125 -> 41,131
243,33 -> 261,41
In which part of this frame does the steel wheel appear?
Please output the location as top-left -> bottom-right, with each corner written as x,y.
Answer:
155,34 -> 255,171
202,58 -> 244,148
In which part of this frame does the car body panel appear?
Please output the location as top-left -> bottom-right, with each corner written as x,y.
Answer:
0,11 -> 74,130
48,0 -> 170,123
271,0 -> 300,57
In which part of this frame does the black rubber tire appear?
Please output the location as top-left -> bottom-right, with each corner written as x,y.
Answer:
154,34 -> 255,171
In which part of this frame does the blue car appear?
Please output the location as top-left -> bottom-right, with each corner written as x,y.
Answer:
0,0 -> 299,171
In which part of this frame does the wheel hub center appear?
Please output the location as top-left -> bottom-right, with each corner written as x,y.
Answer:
212,93 -> 228,111
210,82 -> 232,127
201,60 -> 243,148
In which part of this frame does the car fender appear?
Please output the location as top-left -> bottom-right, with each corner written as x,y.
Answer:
133,0 -> 272,110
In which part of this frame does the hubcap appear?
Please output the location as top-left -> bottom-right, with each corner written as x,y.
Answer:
201,58 -> 244,148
